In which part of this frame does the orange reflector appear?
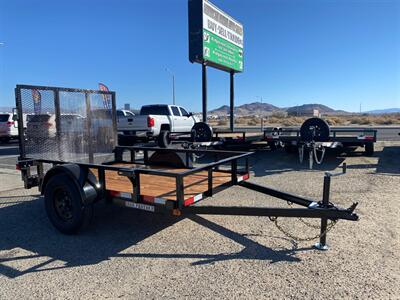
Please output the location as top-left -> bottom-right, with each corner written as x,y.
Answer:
172,209 -> 182,216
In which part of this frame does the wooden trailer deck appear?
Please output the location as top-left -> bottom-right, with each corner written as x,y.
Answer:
91,163 -> 243,201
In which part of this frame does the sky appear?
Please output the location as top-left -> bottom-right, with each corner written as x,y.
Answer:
0,0 -> 399,112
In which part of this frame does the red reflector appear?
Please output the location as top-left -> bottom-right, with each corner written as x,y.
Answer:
147,116 -> 155,128
184,197 -> 194,207
243,173 -> 250,180
109,190 -> 120,197
6,121 -> 14,126
142,195 -> 155,203
15,164 -> 21,171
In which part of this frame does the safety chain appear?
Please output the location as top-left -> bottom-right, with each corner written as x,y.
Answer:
268,216 -> 338,242
269,200 -> 339,241
298,143 -> 326,169
313,144 -> 326,165
287,201 -> 322,229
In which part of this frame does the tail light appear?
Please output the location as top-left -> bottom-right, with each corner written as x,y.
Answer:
147,116 -> 155,128
6,121 -> 14,126
15,163 -> 21,171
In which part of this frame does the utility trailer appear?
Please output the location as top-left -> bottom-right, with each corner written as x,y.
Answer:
264,118 -> 377,169
159,127 -> 277,151
15,85 -> 359,250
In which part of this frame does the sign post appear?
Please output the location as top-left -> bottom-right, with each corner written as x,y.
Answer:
189,0 -> 244,130
202,63 -> 207,123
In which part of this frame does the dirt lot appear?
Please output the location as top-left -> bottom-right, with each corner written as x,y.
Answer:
0,141 -> 399,299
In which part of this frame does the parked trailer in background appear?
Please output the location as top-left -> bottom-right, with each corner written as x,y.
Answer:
264,118 -> 377,168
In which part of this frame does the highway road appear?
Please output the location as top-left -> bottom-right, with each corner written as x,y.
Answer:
0,127 -> 399,170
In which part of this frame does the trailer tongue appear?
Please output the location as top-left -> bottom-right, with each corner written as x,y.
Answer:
15,85 -> 359,250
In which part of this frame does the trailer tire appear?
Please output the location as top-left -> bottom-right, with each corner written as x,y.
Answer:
158,130 -> 171,148
365,142 -> 374,156
191,122 -> 213,142
44,174 -> 92,234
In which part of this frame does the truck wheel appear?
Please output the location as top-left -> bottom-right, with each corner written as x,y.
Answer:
365,142 -> 374,156
158,130 -> 171,148
44,174 -> 92,234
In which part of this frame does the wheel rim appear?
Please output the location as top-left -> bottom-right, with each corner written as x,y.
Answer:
196,127 -> 205,139
54,189 -> 74,221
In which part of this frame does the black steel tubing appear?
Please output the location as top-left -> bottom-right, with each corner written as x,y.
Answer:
239,181 -> 313,207
202,63 -> 207,123
183,206 -> 358,220
230,70 -> 234,131
319,175 -> 331,246
16,84 -> 115,95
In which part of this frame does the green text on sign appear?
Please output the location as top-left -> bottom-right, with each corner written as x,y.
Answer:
203,29 -> 243,72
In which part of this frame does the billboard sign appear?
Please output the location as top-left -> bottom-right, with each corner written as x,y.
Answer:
189,0 -> 244,73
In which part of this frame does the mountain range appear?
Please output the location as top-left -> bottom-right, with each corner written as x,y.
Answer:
209,102 -> 346,116
363,108 -> 400,114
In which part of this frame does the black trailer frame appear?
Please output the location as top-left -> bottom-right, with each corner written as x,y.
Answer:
15,85 -> 359,250
264,127 -> 377,148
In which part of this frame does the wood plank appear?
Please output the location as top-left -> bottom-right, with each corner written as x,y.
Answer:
91,163 -> 232,201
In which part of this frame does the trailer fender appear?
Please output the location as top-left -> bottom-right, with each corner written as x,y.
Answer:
41,164 -> 99,205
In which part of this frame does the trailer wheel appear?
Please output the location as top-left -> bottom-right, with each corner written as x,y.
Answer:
158,130 -> 171,148
365,142 -> 374,156
300,117 -> 330,142
191,122 -> 213,142
44,174 -> 92,234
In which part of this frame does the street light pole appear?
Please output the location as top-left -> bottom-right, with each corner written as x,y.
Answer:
172,74 -> 175,105
165,67 -> 176,105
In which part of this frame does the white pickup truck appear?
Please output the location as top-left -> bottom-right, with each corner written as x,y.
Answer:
120,104 -> 199,139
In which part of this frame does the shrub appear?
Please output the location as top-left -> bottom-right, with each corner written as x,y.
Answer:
217,119 -> 227,126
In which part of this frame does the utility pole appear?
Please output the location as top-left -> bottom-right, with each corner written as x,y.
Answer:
165,67 -> 176,105
256,96 -> 264,130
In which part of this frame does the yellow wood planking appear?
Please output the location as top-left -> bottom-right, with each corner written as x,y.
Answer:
91,163 -> 233,201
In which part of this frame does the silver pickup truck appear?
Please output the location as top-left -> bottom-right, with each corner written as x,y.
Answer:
120,104 -> 199,139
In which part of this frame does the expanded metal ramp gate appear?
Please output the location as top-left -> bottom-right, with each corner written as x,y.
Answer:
15,84 -> 117,164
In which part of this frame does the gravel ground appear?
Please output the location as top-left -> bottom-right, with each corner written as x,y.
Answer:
0,141 -> 399,299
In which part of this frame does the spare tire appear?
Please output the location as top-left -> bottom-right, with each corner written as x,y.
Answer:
191,122 -> 213,142
300,117 -> 330,142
